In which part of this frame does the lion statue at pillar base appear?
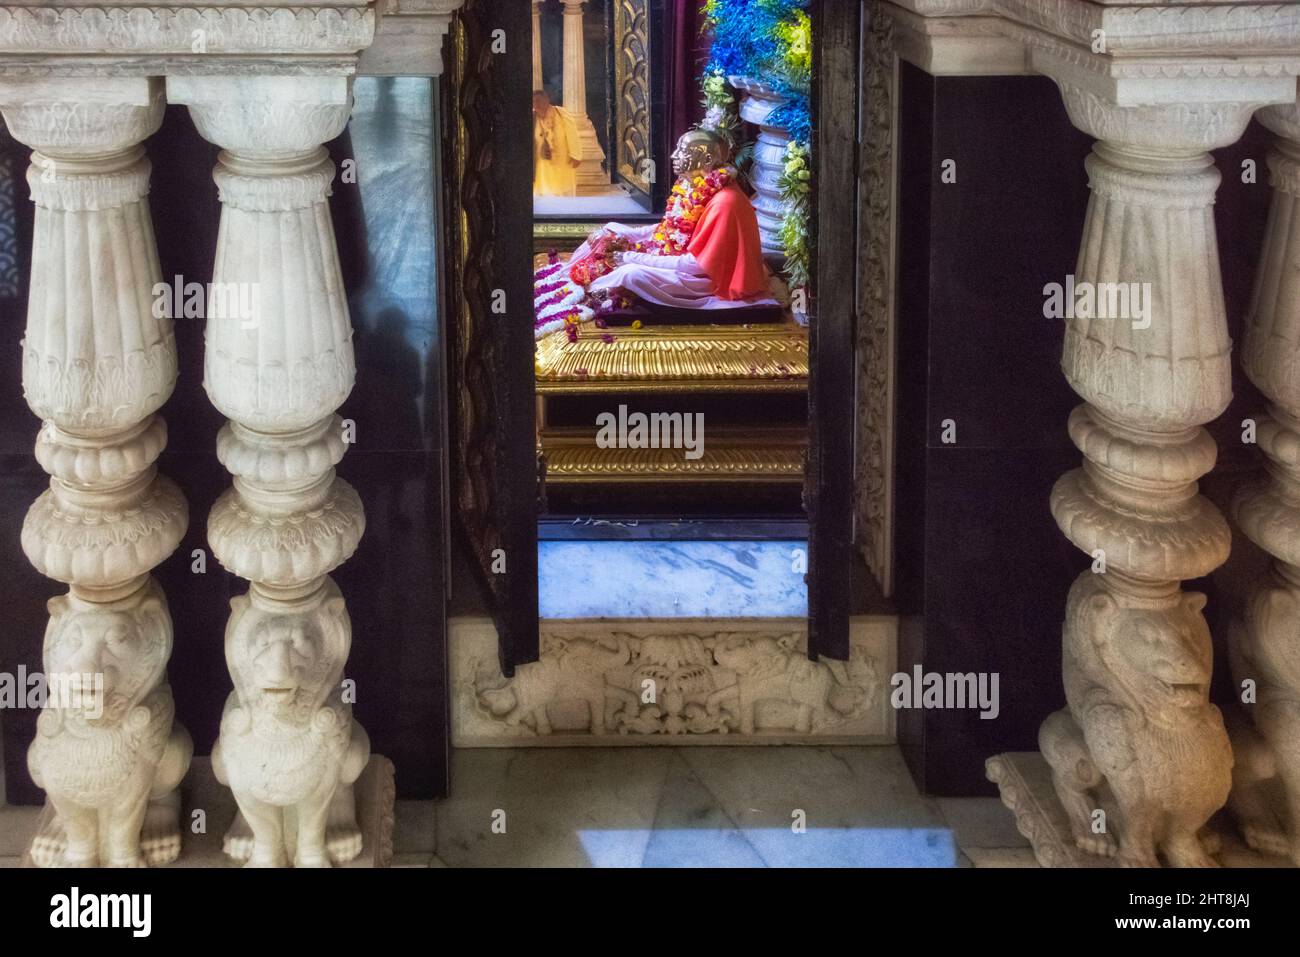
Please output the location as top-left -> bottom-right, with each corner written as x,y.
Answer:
212,578 -> 370,868
1040,573 -> 1232,868
27,581 -> 192,868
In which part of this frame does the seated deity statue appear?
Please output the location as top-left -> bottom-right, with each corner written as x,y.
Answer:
535,128 -> 778,340
533,89 -> 583,198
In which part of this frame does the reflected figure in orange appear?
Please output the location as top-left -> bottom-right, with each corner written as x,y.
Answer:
533,89 -> 582,197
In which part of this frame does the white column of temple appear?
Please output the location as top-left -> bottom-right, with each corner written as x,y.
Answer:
1226,100 -> 1300,867
0,76 -> 191,868
1035,82 -> 1268,866
560,0 -> 611,194
533,0 -> 544,90
167,75 -> 371,869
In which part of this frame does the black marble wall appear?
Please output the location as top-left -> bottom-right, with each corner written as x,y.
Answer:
0,77 -> 450,803
893,63 -> 1274,795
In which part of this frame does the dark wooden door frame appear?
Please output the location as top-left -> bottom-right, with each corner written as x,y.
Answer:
444,0 -> 541,674
807,0 -> 860,660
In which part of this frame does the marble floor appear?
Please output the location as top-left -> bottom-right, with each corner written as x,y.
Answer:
538,540 -> 808,618
0,745 -> 1036,868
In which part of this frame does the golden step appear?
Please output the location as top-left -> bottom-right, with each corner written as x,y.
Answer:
535,322 -> 809,395
540,427 -> 806,484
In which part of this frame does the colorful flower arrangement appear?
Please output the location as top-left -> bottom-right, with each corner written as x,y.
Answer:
701,0 -> 812,317
702,0 -> 811,142
700,69 -> 742,148
778,140 -> 811,319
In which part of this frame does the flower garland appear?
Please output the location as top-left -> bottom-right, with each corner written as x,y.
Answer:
637,166 -> 733,256
534,254 -> 593,341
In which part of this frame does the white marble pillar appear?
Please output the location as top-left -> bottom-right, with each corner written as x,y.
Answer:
0,76 -> 191,867
731,76 -> 791,262
166,75 -> 371,868
1227,101 -> 1300,865
533,0 -> 544,91
1036,88 -> 1263,866
560,0 -> 609,194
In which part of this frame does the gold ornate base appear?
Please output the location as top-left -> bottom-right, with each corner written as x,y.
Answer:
536,322 -> 809,395
541,427 -> 806,484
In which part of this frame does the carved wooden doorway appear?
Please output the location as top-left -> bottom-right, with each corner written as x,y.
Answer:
443,0 -> 864,676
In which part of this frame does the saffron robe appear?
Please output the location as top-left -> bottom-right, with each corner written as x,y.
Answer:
534,106 -> 582,197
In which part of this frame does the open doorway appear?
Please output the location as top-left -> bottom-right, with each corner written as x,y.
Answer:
532,0 -> 812,578
445,0 -> 873,743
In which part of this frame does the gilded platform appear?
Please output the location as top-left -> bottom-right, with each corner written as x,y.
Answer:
535,322 -> 809,395
541,427 -> 806,483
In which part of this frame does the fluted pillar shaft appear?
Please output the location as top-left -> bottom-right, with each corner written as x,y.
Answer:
1228,102 -> 1300,865
1036,87 -> 1264,867
559,0 -> 608,193
167,74 -> 370,868
0,76 -> 190,868
561,0 -> 588,116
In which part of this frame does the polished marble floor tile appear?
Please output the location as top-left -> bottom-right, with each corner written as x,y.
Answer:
934,796 -> 1029,850
642,754 -> 767,868
394,799 -> 437,855
676,746 -> 956,867
435,748 -> 673,867
963,846 -> 1039,868
539,540 -> 807,618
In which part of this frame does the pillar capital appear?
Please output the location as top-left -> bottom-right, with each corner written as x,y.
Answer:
1049,80 -> 1279,154
0,76 -> 163,157
166,75 -> 353,157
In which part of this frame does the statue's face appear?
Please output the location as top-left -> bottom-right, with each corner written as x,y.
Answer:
671,136 -> 708,176
43,595 -> 168,723
248,619 -> 322,716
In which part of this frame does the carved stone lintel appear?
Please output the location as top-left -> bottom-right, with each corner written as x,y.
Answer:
0,75 -> 190,868
168,73 -> 370,868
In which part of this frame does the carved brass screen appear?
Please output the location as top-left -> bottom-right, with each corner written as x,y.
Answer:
613,0 -> 652,200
